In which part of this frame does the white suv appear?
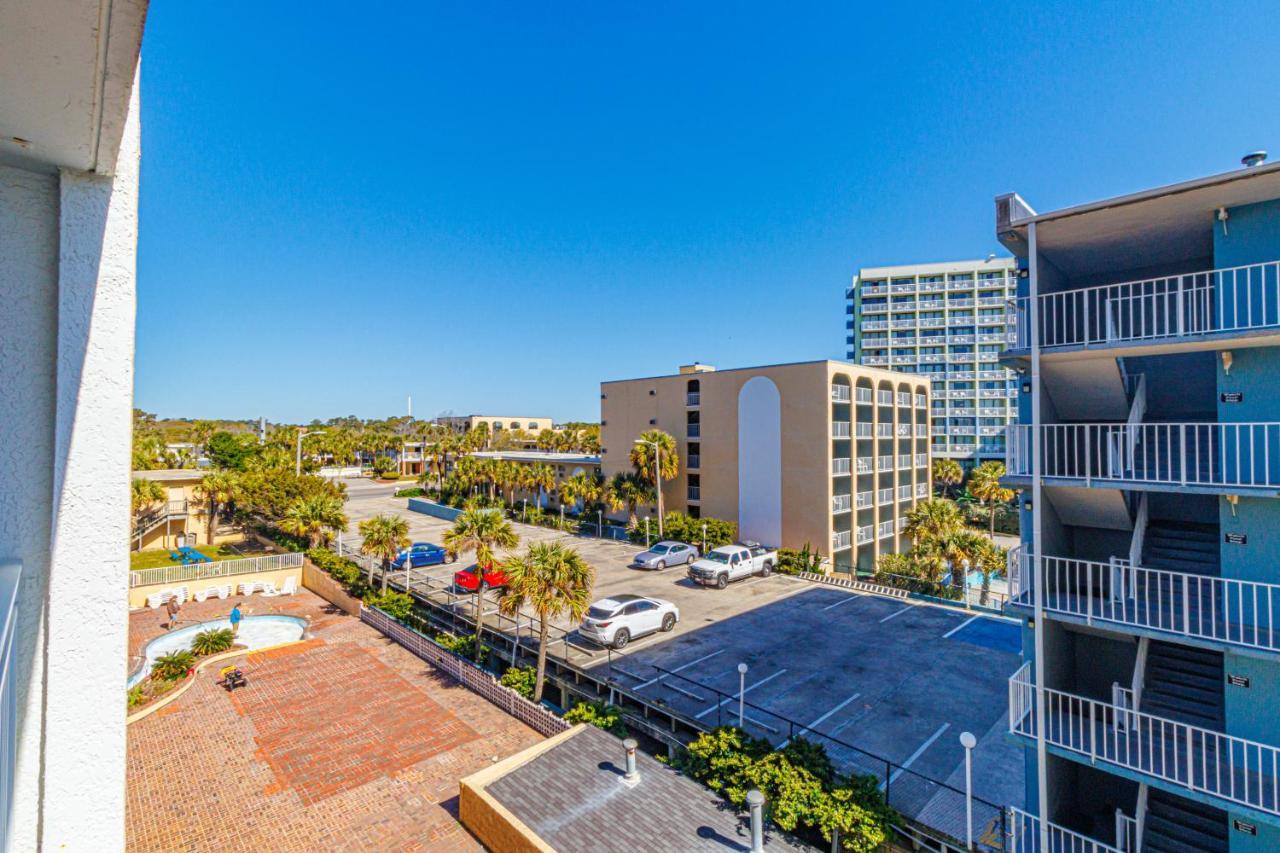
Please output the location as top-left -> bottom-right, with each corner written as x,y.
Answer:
578,594 -> 679,650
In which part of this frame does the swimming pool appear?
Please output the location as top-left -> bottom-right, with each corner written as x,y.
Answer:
128,614 -> 307,688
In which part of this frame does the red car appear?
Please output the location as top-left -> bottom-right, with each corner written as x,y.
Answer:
453,563 -> 507,592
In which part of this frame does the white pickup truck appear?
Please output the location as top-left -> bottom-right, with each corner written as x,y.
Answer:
687,542 -> 778,589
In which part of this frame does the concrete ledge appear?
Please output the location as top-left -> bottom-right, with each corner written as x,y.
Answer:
407,497 -> 462,521
302,562 -> 363,615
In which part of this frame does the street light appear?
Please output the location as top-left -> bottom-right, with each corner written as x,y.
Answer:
960,731 -> 977,851
297,428 -> 325,477
737,662 -> 748,728
634,438 -> 664,537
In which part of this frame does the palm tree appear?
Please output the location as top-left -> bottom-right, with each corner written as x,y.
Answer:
194,472 -> 238,546
523,463 -> 555,512
968,460 -> 1016,540
443,508 -> 519,662
902,498 -> 964,547
937,528 -> 991,599
498,542 -> 596,702
932,458 -> 963,499
358,513 -> 410,592
628,429 -> 679,527
536,429 -> 557,453
280,493 -> 348,550
610,472 -> 652,528
559,471 -> 600,515
131,477 -> 167,515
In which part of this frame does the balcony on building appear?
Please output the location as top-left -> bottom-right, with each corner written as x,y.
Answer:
832,457 -> 852,476
832,494 -> 852,514
830,383 -> 851,402
832,530 -> 853,551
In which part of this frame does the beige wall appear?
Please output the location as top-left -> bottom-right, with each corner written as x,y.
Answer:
601,360 -> 930,571
133,471 -> 239,551
439,415 -> 554,433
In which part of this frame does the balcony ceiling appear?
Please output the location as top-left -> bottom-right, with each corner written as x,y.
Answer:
1010,162 -> 1280,279
0,0 -> 148,175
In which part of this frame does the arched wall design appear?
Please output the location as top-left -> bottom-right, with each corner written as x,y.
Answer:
737,376 -> 782,547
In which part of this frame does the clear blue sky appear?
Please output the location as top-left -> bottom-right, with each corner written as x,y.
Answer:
136,1 -> 1280,424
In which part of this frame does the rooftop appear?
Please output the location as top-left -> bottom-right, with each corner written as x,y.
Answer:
470,450 -> 600,465
602,358 -> 929,387
132,468 -> 207,483
857,257 -> 1017,278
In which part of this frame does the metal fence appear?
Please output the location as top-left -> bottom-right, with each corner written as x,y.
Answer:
128,552 -> 304,587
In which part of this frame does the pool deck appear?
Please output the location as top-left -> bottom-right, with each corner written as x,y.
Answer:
126,589 -> 545,851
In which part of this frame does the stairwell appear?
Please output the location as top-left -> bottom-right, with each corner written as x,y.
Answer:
1139,640 -> 1224,730
1141,787 -> 1228,853
1142,521 -> 1220,577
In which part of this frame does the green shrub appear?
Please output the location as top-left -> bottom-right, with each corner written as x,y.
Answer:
307,547 -> 370,598
500,666 -> 537,699
190,628 -> 235,656
628,512 -> 736,548
779,736 -> 836,786
370,456 -> 397,478
394,487 -> 425,498
433,631 -> 489,664
127,684 -> 146,709
676,726 -> 772,792
366,590 -> 413,619
777,544 -> 823,575
151,650 -> 197,681
564,700 -> 627,737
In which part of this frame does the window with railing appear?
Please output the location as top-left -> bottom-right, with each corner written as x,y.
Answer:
832,457 -> 852,475
831,421 -> 851,438
830,384 -> 851,402
832,494 -> 852,513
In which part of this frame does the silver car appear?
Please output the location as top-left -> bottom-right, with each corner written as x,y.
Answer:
631,540 -> 699,570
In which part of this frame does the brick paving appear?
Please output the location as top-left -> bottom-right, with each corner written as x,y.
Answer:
126,589 -> 543,852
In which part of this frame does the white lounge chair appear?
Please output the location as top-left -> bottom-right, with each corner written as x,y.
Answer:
238,581 -> 260,596
279,576 -> 297,596
258,581 -> 281,597
194,587 -> 213,603
146,592 -> 168,609
215,584 -> 232,599
173,586 -> 189,605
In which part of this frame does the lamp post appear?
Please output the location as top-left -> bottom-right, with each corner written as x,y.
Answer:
737,662 -> 748,728
960,731 -> 977,851
702,522 -> 707,555
296,428 -> 324,477
634,438 -> 664,537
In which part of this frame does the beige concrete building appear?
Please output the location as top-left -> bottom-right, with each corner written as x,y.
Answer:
601,361 -> 931,574
436,414 -> 554,434
131,469 -> 239,552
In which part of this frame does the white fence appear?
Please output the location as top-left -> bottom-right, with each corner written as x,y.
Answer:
1007,422 -> 1280,488
129,552 -> 304,588
1013,259 -> 1280,349
361,605 -> 569,738
1009,662 -> 1280,817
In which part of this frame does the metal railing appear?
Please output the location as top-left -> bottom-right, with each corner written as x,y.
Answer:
687,392 -> 701,406
1013,260 -> 1280,349
1006,422 -> 1280,488
915,483 -> 929,497
128,552 -> 304,587
855,387 -> 873,404
687,486 -> 700,501
865,356 -> 889,365
856,491 -> 873,509
830,384 -> 852,402
877,520 -> 895,539
832,530 -> 852,550
877,454 -> 894,470
857,457 -> 873,473
1006,806 -> 1123,853
686,423 -> 701,438
856,422 -> 874,438
833,457 -> 852,475
856,525 -> 873,544
832,421 -> 851,438
832,494 -> 852,513
1009,662 -> 1280,816
0,561 -> 21,846
1020,551 -> 1280,655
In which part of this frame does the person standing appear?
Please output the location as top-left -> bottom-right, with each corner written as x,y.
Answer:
165,595 -> 180,631
229,603 -> 243,637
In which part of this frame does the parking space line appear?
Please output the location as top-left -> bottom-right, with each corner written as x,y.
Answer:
695,669 -> 788,720
942,614 -> 981,639
882,723 -> 950,789
879,603 -> 914,623
633,649 -> 724,690
821,594 -> 861,612
781,691 -> 862,747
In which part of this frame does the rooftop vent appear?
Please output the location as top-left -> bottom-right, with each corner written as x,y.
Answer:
1242,150 -> 1268,168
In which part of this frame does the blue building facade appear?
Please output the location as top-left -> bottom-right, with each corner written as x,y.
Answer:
997,161 -> 1280,852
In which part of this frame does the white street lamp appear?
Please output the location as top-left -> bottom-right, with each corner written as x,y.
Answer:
960,730 -> 977,851
737,662 -> 749,728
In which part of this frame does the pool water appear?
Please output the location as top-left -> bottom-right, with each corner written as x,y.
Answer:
128,615 -> 307,688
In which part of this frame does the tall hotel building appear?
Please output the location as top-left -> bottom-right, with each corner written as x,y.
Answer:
847,259 -> 1019,467
1000,157 -> 1280,853
600,361 -> 930,575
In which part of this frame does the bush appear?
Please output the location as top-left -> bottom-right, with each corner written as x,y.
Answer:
307,547 -> 370,598
564,700 -> 627,737
500,666 -> 537,699
127,684 -> 146,709
190,628 -> 235,656
151,650 -> 196,681
366,590 -> 413,619
628,512 -> 736,548
433,631 -> 489,664
962,501 -> 1020,535
394,487 -> 425,498
777,544 -> 823,575
370,456 -> 397,478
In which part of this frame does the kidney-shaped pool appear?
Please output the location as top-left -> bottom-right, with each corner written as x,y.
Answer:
128,615 -> 307,688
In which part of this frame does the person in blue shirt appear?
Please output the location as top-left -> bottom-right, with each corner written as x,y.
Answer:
229,603 -> 243,637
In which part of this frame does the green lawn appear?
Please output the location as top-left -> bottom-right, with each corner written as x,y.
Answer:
129,542 -> 271,570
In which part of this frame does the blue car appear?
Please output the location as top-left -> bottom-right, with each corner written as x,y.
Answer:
391,542 -> 455,570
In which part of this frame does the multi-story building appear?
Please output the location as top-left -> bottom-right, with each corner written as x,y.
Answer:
1000,156 -> 1280,852
436,414 -> 555,435
600,361 -> 930,574
848,259 -> 1019,467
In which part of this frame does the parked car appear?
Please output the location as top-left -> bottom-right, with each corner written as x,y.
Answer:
453,562 -> 507,592
631,540 -> 699,570
391,542 -> 455,570
687,542 -> 778,589
579,594 -> 679,649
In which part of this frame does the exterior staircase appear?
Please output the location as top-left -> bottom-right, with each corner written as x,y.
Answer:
1141,521 -> 1220,577
1139,641 -> 1224,730
1141,787 -> 1228,853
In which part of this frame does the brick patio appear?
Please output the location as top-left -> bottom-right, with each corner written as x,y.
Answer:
126,589 -> 543,851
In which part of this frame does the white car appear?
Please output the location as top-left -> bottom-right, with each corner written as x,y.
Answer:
579,594 -> 679,650
687,542 -> 778,589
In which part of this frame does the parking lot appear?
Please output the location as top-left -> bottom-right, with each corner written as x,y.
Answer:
341,480 -> 1025,830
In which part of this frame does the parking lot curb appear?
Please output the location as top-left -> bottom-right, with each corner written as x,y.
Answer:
797,571 -> 909,599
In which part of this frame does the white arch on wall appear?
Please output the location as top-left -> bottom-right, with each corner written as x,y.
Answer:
737,376 -> 782,547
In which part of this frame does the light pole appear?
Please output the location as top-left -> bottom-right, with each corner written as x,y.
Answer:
737,662 -> 748,728
960,731 -> 977,851
296,428 -> 324,477
634,438 -> 664,537
702,522 -> 707,555
598,509 -> 604,539
644,517 -> 650,547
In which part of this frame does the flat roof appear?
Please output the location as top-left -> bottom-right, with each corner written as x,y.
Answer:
857,257 -> 1016,278
470,450 -> 600,465
602,358 -> 930,387
133,469 -> 206,482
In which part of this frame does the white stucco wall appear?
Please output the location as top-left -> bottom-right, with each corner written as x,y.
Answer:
0,70 -> 139,851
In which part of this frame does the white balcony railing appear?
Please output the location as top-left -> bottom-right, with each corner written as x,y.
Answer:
864,356 -> 889,365
877,520 -> 895,539
832,494 -> 852,514
915,453 -> 928,467
856,491 -> 872,509
877,488 -> 893,503
915,425 -> 929,437
891,355 -> 914,364
1006,422 -> 1280,488
896,423 -> 912,437
919,353 -> 946,363
1013,260 -> 1280,349
897,484 -> 912,500
863,320 -> 889,331
855,387 -> 873,404
876,423 -> 893,437
897,453 -> 912,468
832,530 -> 852,551
687,392 -> 701,406
832,457 -> 852,475
830,384 -> 851,402
877,454 -> 894,470
832,421 -> 851,438
855,422 -> 873,438
914,394 -> 927,409
915,483 -> 928,497
1006,807 -> 1124,853
1020,551 -> 1280,655
863,302 -> 888,313
856,457 -> 873,474
896,392 -> 912,406
856,525 -> 873,545
891,318 -> 916,329
1010,661 -> 1280,818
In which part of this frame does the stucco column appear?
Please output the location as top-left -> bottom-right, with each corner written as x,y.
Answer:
41,73 -> 140,851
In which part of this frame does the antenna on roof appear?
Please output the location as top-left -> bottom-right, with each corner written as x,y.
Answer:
1242,150 -> 1267,168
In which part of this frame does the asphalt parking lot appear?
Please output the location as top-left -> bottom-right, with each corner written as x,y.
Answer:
340,479 -> 1025,829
